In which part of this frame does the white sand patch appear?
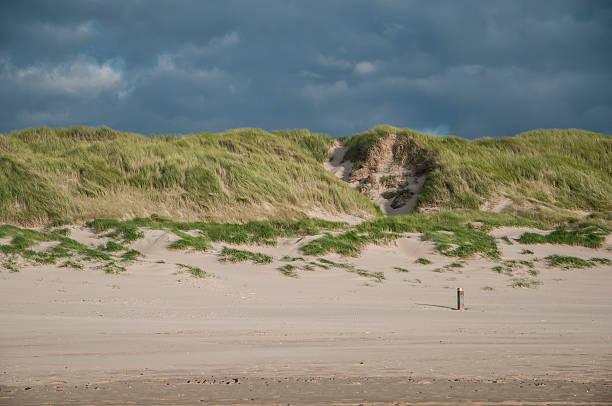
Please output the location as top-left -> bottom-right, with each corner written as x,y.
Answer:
304,207 -> 364,225
2,226 -> 612,386
64,225 -> 109,248
480,194 -> 513,213
323,140 -> 353,182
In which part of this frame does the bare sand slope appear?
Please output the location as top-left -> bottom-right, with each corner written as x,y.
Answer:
1,227 -> 612,404
323,138 -> 427,216
323,140 -> 353,182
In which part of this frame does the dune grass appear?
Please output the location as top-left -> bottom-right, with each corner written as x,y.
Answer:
518,223 -> 610,248
511,278 -> 542,289
121,249 -> 142,261
315,258 -> 385,282
219,247 -> 273,264
302,211 -> 524,258
177,263 -> 208,278
0,223 -> 140,273
0,126 -> 377,226
60,260 -> 83,270
278,264 -> 298,277
301,230 -> 399,257
103,261 -> 126,274
87,216 -> 349,251
543,254 -> 610,269
102,241 -> 126,252
343,126 -> 612,220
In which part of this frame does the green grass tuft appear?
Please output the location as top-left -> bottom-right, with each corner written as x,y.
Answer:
545,255 -> 594,269
518,223 -> 610,248
102,241 -> 126,252
2,257 -> 19,272
169,233 -> 210,251
278,264 -> 298,278
416,258 -> 432,265
280,255 -> 305,262
103,261 -> 126,274
60,260 -> 83,270
590,257 -> 611,265
511,278 -> 542,288
492,265 -> 504,274
121,249 -> 142,261
393,266 -> 410,273
177,263 -> 207,278
219,247 -> 272,264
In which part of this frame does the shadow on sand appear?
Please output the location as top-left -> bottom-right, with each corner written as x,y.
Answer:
415,303 -> 459,310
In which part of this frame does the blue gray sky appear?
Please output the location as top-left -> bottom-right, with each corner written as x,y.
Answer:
1,1 -> 611,138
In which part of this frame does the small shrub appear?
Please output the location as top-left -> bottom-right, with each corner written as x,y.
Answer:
520,249 -> 535,255
416,258 -> 432,265
393,267 -> 410,273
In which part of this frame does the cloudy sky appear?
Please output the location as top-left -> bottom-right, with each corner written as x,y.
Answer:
1,1 -> 611,139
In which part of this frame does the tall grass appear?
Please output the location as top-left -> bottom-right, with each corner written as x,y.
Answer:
344,125 -> 612,219
0,126 -> 377,225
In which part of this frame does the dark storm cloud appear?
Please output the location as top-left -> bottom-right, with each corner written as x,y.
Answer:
1,0 -> 611,138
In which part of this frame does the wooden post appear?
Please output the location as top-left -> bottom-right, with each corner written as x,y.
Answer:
457,288 -> 464,310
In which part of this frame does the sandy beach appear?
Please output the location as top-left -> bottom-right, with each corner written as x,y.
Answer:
1,226 -> 611,404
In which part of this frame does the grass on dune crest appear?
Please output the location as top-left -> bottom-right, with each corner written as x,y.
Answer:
343,125 -> 612,219
0,126 -> 377,225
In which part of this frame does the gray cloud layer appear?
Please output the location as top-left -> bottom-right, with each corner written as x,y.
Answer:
1,0 -> 611,138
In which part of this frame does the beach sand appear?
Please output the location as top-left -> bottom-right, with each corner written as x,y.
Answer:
1,226 -> 611,404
